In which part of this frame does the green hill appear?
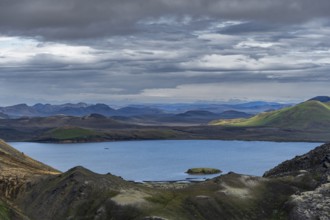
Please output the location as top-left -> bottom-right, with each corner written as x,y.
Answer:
211,100 -> 330,130
35,126 -> 105,142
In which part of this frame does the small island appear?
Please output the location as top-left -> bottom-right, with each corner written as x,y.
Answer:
186,168 -> 222,175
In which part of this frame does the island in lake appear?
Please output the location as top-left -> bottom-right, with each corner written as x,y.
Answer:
186,168 -> 222,175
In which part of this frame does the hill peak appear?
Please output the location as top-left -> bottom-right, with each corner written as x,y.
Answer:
211,99 -> 330,130
308,96 -> 330,103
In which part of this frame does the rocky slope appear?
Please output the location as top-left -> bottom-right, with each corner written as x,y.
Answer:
1,141 -> 330,219
0,140 -> 59,198
264,143 -> 330,219
0,140 -> 60,219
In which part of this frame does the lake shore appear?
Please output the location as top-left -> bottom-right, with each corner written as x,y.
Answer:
9,140 -> 320,182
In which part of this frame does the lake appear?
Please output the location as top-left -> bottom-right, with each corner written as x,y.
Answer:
9,140 -> 320,182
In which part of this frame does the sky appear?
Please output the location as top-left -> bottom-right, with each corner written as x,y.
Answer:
1,0 -> 330,105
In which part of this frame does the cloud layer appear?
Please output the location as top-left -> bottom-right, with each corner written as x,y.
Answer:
1,0 -> 330,40
0,1 -> 330,105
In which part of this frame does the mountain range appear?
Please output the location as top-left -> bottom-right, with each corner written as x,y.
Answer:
0,101 -> 290,119
0,97 -> 330,142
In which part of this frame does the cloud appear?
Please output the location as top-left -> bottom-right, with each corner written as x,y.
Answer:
137,82 -> 330,103
0,37 -> 99,66
0,1 -> 330,105
0,0 -> 330,40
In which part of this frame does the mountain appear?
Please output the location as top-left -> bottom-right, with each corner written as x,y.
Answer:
0,112 -> 9,119
211,100 -> 330,130
33,103 -> 116,116
308,96 -> 330,103
168,110 -> 252,124
115,106 -> 164,116
110,110 -> 253,126
176,110 -> 218,117
0,104 -> 38,117
0,101 -> 290,118
0,103 -> 117,118
126,101 -> 291,114
217,110 -> 252,119
0,103 -> 163,118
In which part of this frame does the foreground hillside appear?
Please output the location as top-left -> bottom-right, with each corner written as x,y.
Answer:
1,140 -> 330,219
0,140 -> 60,219
211,100 -> 330,131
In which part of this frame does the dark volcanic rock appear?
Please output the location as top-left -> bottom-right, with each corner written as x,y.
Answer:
286,183 -> 330,220
264,143 -> 330,182
264,143 -> 330,220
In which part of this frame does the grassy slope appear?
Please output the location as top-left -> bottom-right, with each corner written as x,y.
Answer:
0,139 -> 59,176
36,126 -> 105,142
48,127 -> 98,139
0,201 -> 9,220
18,166 -> 315,220
143,173 -> 315,220
34,126 -> 186,142
211,101 -> 330,130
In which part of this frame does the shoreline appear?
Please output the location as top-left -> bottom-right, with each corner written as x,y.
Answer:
7,138 -> 325,144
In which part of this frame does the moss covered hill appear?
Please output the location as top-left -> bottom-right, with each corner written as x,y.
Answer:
211,99 -> 330,131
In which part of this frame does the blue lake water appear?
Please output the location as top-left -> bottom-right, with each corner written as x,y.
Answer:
9,140 -> 320,182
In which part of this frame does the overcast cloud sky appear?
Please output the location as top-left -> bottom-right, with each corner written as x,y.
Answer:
1,0 -> 330,105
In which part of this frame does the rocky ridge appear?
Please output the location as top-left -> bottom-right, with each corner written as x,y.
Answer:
0,140 -> 60,219
264,143 -> 330,220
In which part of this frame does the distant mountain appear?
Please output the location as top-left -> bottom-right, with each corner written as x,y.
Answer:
308,96 -> 330,103
176,110 -> 218,117
0,103 -> 116,118
109,109 -> 253,126
84,104 -> 115,116
217,110 -> 252,119
133,101 -> 291,114
228,101 -> 289,111
0,112 -> 9,119
145,110 -> 253,125
176,110 -> 251,119
33,102 -> 90,112
211,100 -> 330,131
32,103 -> 116,117
0,101 -> 290,118
115,106 -> 163,116
0,104 -> 38,117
